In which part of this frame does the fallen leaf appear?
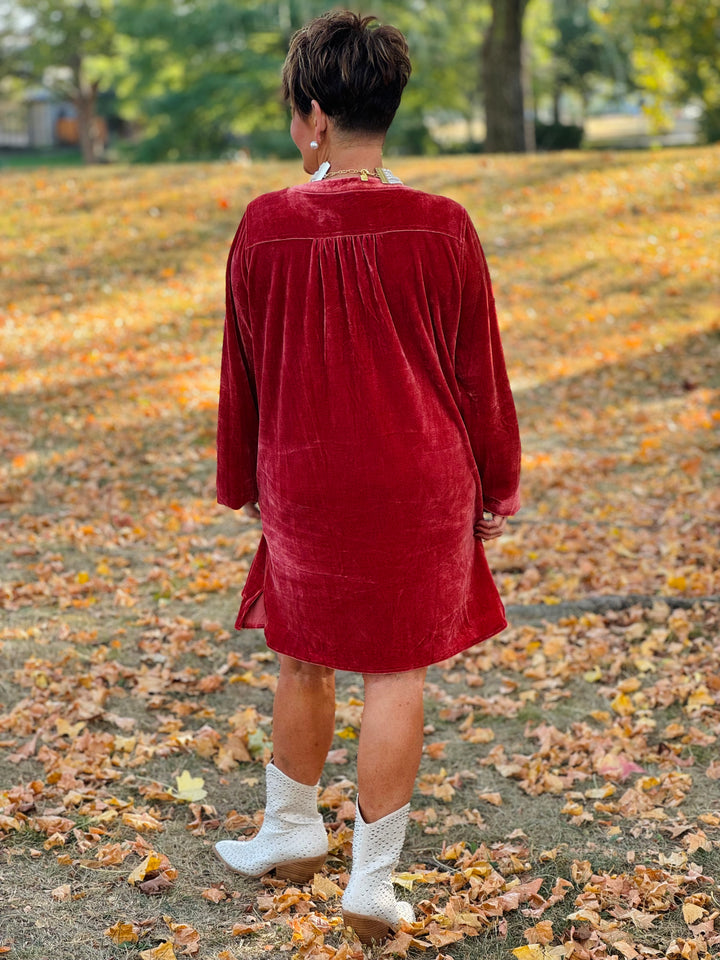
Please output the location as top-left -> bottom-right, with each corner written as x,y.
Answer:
477,791 -> 503,806
170,771 -> 207,803
523,920 -> 554,945
138,874 -> 174,896
128,852 -> 163,885
163,916 -> 200,955
104,921 -> 139,944
201,886 -> 227,902
311,874 -> 343,900
140,942 -> 177,960
231,921 -> 268,936
682,902 -> 706,925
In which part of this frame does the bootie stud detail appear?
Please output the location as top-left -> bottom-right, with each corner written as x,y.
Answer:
341,801 -> 414,943
215,762 -> 328,884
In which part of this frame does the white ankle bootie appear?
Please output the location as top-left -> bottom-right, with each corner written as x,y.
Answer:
215,761 -> 327,884
341,800 -> 415,943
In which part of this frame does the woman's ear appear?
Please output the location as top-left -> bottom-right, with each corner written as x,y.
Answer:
311,99 -> 329,140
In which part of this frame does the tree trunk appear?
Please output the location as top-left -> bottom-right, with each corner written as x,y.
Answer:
75,84 -> 102,164
522,38 -> 536,151
483,0 -> 531,153
72,55 -> 102,164
552,86 -> 561,125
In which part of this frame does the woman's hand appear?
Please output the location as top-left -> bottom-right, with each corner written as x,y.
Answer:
474,512 -> 507,540
243,502 -> 261,519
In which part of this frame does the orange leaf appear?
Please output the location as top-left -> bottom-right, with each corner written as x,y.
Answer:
231,922 -> 267,936
104,921 -> 139,945
163,917 -> 200,955
201,887 -> 227,903
523,920 -> 554,945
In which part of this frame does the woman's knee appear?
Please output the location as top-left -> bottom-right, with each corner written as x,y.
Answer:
279,654 -> 335,686
363,667 -> 427,698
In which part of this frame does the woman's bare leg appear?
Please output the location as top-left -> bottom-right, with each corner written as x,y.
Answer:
272,654 -> 336,785
357,668 -> 427,822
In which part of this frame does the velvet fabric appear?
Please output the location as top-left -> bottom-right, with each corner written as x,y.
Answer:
217,179 -> 521,673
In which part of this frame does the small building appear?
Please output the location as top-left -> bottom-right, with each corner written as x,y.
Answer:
0,88 -> 107,150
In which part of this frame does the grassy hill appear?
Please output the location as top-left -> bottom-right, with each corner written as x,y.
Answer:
1,148 -> 719,960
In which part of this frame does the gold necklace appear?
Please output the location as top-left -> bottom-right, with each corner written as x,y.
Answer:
310,163 -> 402,184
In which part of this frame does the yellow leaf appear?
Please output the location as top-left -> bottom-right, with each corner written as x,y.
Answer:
392,872 -> 428,891
611,692 -> 635,716
128,852 -> 162,885
336,726 -> 357,740
667,574 -> 687,591
682,901 -> 706,925
311,874 -> 343,900
512,947 -> 544,960
687,687 -> 714,709
440,841 -> 466,860
76,571 -> 90,584
140,942 -> 177,960
56,718 -> 86,738
170,770 -> 207,803
105,921 -> 139,945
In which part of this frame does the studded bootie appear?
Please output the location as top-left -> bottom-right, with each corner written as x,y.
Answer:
215,761 -> 328,884
341,800 -> 415,943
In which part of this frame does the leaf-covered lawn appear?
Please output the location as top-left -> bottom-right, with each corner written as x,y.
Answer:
0,148 -> 719,960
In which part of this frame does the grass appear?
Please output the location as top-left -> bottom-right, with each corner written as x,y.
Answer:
0,147 -> 84,169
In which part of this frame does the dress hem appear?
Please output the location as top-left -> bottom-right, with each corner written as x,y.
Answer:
234,617 -> 508,674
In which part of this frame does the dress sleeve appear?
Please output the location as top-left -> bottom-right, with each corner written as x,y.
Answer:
455,213 -> 521,517
216,214 -> 259,509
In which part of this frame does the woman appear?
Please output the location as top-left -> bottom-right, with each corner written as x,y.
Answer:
215,10 -> 521,944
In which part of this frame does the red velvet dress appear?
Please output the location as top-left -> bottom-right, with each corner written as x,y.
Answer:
217,178 -> 521,673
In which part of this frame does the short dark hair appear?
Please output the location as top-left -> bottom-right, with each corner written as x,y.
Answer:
282,11 -> 411,135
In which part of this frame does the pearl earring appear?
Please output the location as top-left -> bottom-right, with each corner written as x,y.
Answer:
310,140 -> 319,150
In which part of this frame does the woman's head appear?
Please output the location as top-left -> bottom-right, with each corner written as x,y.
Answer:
282,11 -> 411,137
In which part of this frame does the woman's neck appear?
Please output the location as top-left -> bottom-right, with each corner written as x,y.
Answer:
320,138 -> 384,174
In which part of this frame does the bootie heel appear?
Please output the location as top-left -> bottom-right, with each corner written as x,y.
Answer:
275,854 -> 327,885
341,911 -> 393,944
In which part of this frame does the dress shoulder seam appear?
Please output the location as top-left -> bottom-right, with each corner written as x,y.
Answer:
245,227 -> 462,250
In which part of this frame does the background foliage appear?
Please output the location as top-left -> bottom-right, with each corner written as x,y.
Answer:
0,0 -> 718,160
